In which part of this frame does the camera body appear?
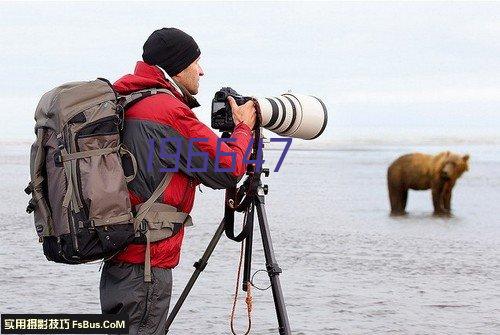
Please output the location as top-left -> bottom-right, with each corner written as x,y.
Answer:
211,87 -> 252,132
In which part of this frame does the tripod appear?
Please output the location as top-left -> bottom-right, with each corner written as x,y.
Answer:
165,137 -> 291,334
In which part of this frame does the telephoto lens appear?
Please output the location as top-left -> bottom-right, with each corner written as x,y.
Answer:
211,87 -> 328,139
256,94 -> 328,140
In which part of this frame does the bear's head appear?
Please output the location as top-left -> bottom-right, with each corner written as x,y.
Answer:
439,152 -> 470,181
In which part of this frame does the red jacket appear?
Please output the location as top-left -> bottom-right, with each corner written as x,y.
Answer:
112,61 -> 252,268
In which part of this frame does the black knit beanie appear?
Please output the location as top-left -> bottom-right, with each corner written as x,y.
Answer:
142,28 -> 201,76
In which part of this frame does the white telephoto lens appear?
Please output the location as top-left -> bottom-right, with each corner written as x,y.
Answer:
256,93 -> 327,140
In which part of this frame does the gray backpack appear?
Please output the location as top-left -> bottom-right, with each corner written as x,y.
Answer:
25,78 -> 192,281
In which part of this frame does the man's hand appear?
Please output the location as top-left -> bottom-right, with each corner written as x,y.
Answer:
228,96 -> 256,130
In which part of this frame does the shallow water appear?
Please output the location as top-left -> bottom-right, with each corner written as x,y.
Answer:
1,142 -> 499,334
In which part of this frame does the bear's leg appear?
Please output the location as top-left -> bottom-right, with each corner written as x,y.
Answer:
389,185 -> 407,215
432,185 -> 445,215
443,181 -> 454,214
443,190 -> 451,213
402,188 -> 408,211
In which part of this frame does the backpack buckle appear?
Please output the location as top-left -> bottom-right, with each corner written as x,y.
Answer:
116,104 -> 125,130
24,182 -> 33,195
139,219 -> 147,233
26,199 -> 36,213
54,150 -> 63,167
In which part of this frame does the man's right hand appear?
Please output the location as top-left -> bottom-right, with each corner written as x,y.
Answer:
228,96 -> 256,130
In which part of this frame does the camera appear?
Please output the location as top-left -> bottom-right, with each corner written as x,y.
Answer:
211,87 -> 328,140
211,87 -> 252,132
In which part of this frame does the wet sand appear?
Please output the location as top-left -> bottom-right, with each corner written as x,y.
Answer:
1,142 -> 499,334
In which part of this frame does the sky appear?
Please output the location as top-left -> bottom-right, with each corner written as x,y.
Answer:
1,2 -> 500,144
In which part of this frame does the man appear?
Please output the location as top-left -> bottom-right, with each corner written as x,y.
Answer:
100,28 -> 256,334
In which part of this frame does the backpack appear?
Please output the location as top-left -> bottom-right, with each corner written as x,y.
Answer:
25,78 -> 192,281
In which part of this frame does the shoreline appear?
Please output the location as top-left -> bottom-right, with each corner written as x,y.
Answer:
2,137 -> 499,153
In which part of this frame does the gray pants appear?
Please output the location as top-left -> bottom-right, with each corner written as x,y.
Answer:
100,261 -> 172,335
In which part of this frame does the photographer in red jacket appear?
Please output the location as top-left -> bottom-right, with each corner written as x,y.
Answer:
100,28 -> 256,334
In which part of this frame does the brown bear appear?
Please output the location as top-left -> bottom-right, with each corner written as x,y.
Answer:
387,151 -> 469,216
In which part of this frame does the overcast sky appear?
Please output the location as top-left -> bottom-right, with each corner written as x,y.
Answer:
1,2 -> 499,143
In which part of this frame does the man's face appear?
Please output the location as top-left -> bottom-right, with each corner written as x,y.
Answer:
173,57 -> 204,95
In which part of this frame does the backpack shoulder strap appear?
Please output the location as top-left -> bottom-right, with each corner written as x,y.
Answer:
120,87 -> 177,282
135,172 -> 173,282
134,173 -> 174,230
119,88 -> 174,110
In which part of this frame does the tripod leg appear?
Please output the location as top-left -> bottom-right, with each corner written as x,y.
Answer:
165,219 -> 226,333
255,193 -> 292,335
242,202 -> 254,291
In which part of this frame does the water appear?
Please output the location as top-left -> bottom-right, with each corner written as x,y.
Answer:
1,141 -> 499,334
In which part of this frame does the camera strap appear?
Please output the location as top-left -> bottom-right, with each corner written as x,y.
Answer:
223,120 -> 262,242
223,187 -> 253,242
